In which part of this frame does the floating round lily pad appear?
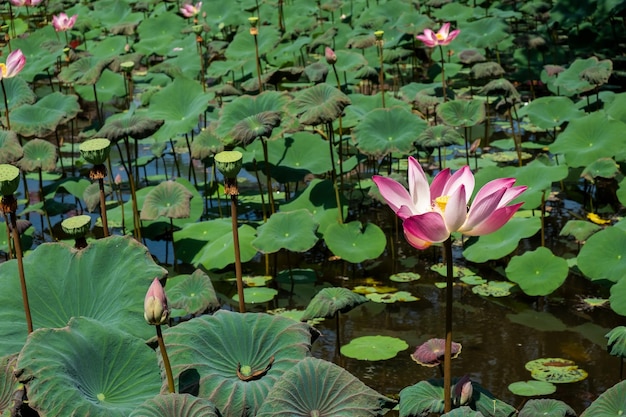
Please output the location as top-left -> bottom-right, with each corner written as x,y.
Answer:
238,275 -> 273,287
519,399 -> 576,417
276,268 -> 316,284
506,247 -> 569,296
366,291 -> 419,303
323,221 -> 386,264
525,358 -> 588,384
460,275 -> 486,285
508,380 -> 556,396
430,264 -> 475,278
340,335 -> 408,361
472,281 -> 516,297
389,272 -> 421,282
353,285 -> 398,294
252,209 -> 319,254
234,287 -> 278,304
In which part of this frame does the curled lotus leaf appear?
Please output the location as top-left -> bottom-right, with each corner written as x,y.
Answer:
411,338 -> 462,367
257,357 -> 395,416
166,269 -> 219,316
301,287 -> 368,321
130,394 -> 220,417
162,310 -> 314,417
293,83 -> 351,125
10,92 -> 80,138
417,125 -> 463,148
606,326 -> 626,357
140,180 -> 194,220
231,111 -> 282,144
0,354 -> 18,413
190,128 -> 223,161
0,131 -> 23,164
580,380 -> 626,417
19,139 -> 57,173
95,105 -> 164,142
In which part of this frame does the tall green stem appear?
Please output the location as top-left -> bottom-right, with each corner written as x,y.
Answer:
439,45 -> 447,102
156,324 -> 175,393
228,183 -> 246,313
1,79 -> 12,130
443,237 -> 453,413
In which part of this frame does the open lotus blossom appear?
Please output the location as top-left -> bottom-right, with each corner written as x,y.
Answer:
0,49 -> 26,80
144,278 -> 169,326
10,0 -> 43,6
180,1 -> 202,18
416,22 -> 460,48
52,12 -> 78,32
373,157 -> 526,249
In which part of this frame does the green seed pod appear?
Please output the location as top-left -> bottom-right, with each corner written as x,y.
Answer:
79,138 -> 111,165
61,215 -> 92,238
214,151 -> 243,179
0,164 -> 21,196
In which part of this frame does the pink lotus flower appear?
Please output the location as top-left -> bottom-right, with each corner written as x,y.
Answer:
180,2 -> 202,18
0,49 -> 26,80
52,12 -> 78,32
416,22 -> 460,48
373,157 -> 526,249
325,47 -> 337,65
10,0 -> 43,6
144,278 -> 169,325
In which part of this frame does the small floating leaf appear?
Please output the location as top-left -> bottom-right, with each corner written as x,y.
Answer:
389,272 -> 421,282
340,336 -> 408,361
508,380 -> 556,397
472,281 -> 516,297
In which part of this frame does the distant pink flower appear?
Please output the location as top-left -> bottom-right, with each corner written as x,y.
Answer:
453,375 -> 473,406
373,157 -> 526,249
416,22 -> 460,48
325,47 -> 337,65
52,12 -> 78,32
10,0 -> 43,6
0,49 -> 26,80
144,278 -> 169,325
180,2 -> 202,18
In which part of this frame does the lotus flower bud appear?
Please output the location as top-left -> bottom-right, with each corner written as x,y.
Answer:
325,47 -> 337,65
144,278 -> 169,325
453,374 -> 473,406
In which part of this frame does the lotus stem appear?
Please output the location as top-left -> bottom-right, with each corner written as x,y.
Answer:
376,35 -> 386,108
98,177 -> 110,237
118,139 -> 141,240
156,324 -> 175,393
438,45 -> 447,102
1,195 -> 33,334
1,79 -> 12,131
443,236 -> 453,413
92,84 -> 102,127
260,138 -> 275,215
326,122 -> 343,223
330,64 -> 346,205
227,181 -> 246,313
38,169 -> 55,241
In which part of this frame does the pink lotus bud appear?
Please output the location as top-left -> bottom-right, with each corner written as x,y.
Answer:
144,278 -> 169,325
453,374 -> 473,406
52,12 -> 78,32
325,47 -> 337,65
114,173 -> 122,185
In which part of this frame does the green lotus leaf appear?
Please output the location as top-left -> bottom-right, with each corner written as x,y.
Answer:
191,128 -> 223,162
93,0 -> 143,27
15,317 -> 161,417
605,91 -> 626,123
519,399 -> 575,417
235,287 -> 278,304
559,220 -> 602,242
225,26 -> 281,62
506,247 -> 569,296
437,99 -> 485,127
293,83 -> 351,125
0,235 -> 166,356
239,275 -> 272,287
140,180 -> 194,220
460,276 -> 486,285
479,78 -> 520,99
581,157 -> 620,182
352,107 -> 426,157
366,291 -> 419,303
0,131 -> 23,164
19,139 -> 58,173
74,69 -> 126,103
606,326 -> 626,357
323,221 -> 386,263
389,272 -> 421,282
9,26 -> 64,82
441,407 -> 485,417
275,268 -> 317,284
548,57 -> 609,96
0,354 -> 18,413
463,218 -> 541,263
134,12 -> 186,56
231,111 -> 281,143
173,218 -> 258,270
471,281 -> 516,297
301,287 -> 368,321
461,17 -> 509,49
167,269 -> 219,316
578,226 -> 626,283
530,365 -> 588,384
430,264 -> 475,278
88,35 -> 130,60
340,335 -> 408,361
508,381 -> 556,397
519,96 -> 583,130
280,178 -> 348,233
130,393 -> 220,417
148,77 -> 214,141
580,379 -> 626,417
550,111 -> 626,168
610,278 -> 626,316
416,125 -> 463,148
0,76 -> 35,114
10,92 -> 80,138
0,218 -> 33,254
163,310 -> 313,417
342,93 -> 411,128
252,209 -> 318,253
83,182 -> 112,212
257,357 -> 395,416
58,56 -> 115,85
96,104 -> 164,142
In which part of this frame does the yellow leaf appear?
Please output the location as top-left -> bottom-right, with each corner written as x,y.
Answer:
586,213 -> 610,225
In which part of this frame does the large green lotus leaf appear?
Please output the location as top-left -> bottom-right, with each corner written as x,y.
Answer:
609,278 -> 626,316
340,336 -> 408,361
15,317 -> 161,417
578,226 -> 626,283
130,393 -> 220,417
460,17 -> 509,49
0,131 -> 23,164
508,381 -> 556,397
96,104 -> 164,142
0,235 -> 166,356
8,26 -> 64,82
559,220 -> 602,242
163,310 -> 313,417
87,35 -> 129,60
167,269 -> 219,316
134,12 -> 187,56
606,326 -> 626,357
342,93 -> 411,128
191,128 -> 223,161
225,26 -> 281,62
506,247 -> 569,296
352,107 -> 426,157
280,178 -> 347,234
441,407 -> 485,417
519,399 -> 575,417
0,77 -> 35,113
19,139 -> 57,173
0,354 -> 18,413
301,287 -> 368,321
140,180 -> 194,220
605,92 -> 626,123
550,111 -> 626,168
148,77 -> 214,141
581,157 -> 620,182
437,99 -> 485,127
74,69 -> 126,103
252,209 -> 318,253
292,83 -> 351,125
10,92 -> 80,138
59,56 -> 114,85
244,132 -> 336,183
463,217 -> 541,263
519,96 -> 583,130
547,57 -> 607,96
92,0 -> 143,27
323,221 -> 386,263
257,357 -> 394,416
173,218 -> 257,270
580,380 -> 626,417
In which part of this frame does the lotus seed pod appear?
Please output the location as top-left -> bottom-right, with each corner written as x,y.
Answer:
214,151 -> 243,179
61,215 -> 92,238
0,164 -> 21,196
120,61 -> 134,73
79,138 -> 111,165
374,30 -> 384,40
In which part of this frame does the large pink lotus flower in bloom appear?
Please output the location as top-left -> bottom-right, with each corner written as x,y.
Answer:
416,22 -> 460,47
373,157 -> 526,249
0,49 -> 26,80
52,12 -> 78,32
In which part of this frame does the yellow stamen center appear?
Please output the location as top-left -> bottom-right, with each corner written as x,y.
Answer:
436,33 -> 445,40
435,196 -> 449,212
0,64 -> 6,77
